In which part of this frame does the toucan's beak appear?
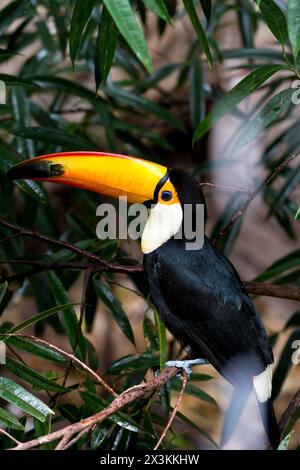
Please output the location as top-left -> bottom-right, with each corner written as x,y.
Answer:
7,151 -> 168,204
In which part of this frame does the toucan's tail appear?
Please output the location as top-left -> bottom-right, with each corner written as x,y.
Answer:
257,399 -> 280,450
253,364 -> 280,449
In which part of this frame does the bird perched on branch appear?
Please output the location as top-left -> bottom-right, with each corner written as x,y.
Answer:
7,151 -> 280,449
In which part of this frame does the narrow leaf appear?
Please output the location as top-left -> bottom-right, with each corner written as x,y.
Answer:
0,141 -> 46,204
278,431 -> 294,450
142,0 -> 171,22
3,303 -> 78,338
95,6 -> 118,89
0,282 -> 7,305
5,357 -> 69,393
193,64 -> 283,143
259,0 -> 288,47
189,56 -> 205,130
288,0 -> 300,60
0,377 -> 54,422
0,407 -> 24,430
6,336 -> 67,364
69,0 -> 96,64
102,0 -> 152,72
199,0 -> 211,25
154,308 -> 167,371
183,0 -> 213,68
93,279 -> 135,345
48,271 -> 86,361
228,88 -> 294,155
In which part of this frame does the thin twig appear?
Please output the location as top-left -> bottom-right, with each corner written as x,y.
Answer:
214,152 -> 300,243
0,429 -> 21,445
9,365 -> 179,450
199,182 -> 252,195
154,370 -> 188,450
279,387 -> 300,434
58,428 -> 91,450
0,219 -> 142,275
0,333 -> 116,397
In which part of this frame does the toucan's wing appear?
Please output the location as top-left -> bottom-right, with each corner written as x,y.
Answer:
144,237 -> 273,382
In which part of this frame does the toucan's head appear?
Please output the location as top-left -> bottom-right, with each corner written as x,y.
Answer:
7,152 -> 205,253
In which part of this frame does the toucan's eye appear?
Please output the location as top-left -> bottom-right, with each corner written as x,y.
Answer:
161,190 -> 173,201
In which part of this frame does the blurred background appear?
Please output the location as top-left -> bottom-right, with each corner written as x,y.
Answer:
0,0 -> 299,450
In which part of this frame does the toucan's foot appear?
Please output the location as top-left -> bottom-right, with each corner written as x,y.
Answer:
166,358 -> 209,379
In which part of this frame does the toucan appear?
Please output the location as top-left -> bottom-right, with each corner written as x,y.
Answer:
7,151 -> 280,449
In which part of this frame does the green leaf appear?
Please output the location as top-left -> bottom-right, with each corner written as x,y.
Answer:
0,406 -> 24,430
12,126 -> 98,151
102,0 -> 152,72
193,64 -> 283,143
278,431 -> 294,450
0,73 -> 38,88
259,0 -> 288,47
142,0 -> 171,23
95,6 -> 119,89
105,83 -> 184,130
91,424 -> 110,449
0,377 -> 54,422
228,88 -> 294,155
199,0 -> 211,25
183,0 -> 213,68
69,0 -> 96,65
6,336 -> 67,364
0,281 -> 7,306
11,86 -> 34,158
269,164 -> 300,215
288,0 -> 300,60
189,56 -> 205,130
93,278 -> 135,345
171,379 -> 217,405
153,308 -> 167,371
295,206 -> 300,219
48,271 -> 86,361
176,411 -> 219,448
0,141 -> 46,204
5,357 -> 69,393
106,352 -> 158,375
2,303 -> 78,339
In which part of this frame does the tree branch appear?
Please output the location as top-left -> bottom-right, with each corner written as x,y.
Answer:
243,282 -> 300,302
0,219 -> 142,275
9,365 -> 179,450
2,260 -> 300,302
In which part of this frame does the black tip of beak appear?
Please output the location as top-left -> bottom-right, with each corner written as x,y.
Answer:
7,160 -> 65,180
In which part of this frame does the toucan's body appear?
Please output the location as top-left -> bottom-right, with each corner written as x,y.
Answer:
7,151 -> 280,449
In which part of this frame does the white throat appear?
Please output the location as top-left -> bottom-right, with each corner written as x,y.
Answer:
141,202 -> 183,254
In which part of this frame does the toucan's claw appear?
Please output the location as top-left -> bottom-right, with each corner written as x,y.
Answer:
166,358 -> 209,379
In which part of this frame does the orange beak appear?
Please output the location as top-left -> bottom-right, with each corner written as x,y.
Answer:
7,151 -> 169,204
